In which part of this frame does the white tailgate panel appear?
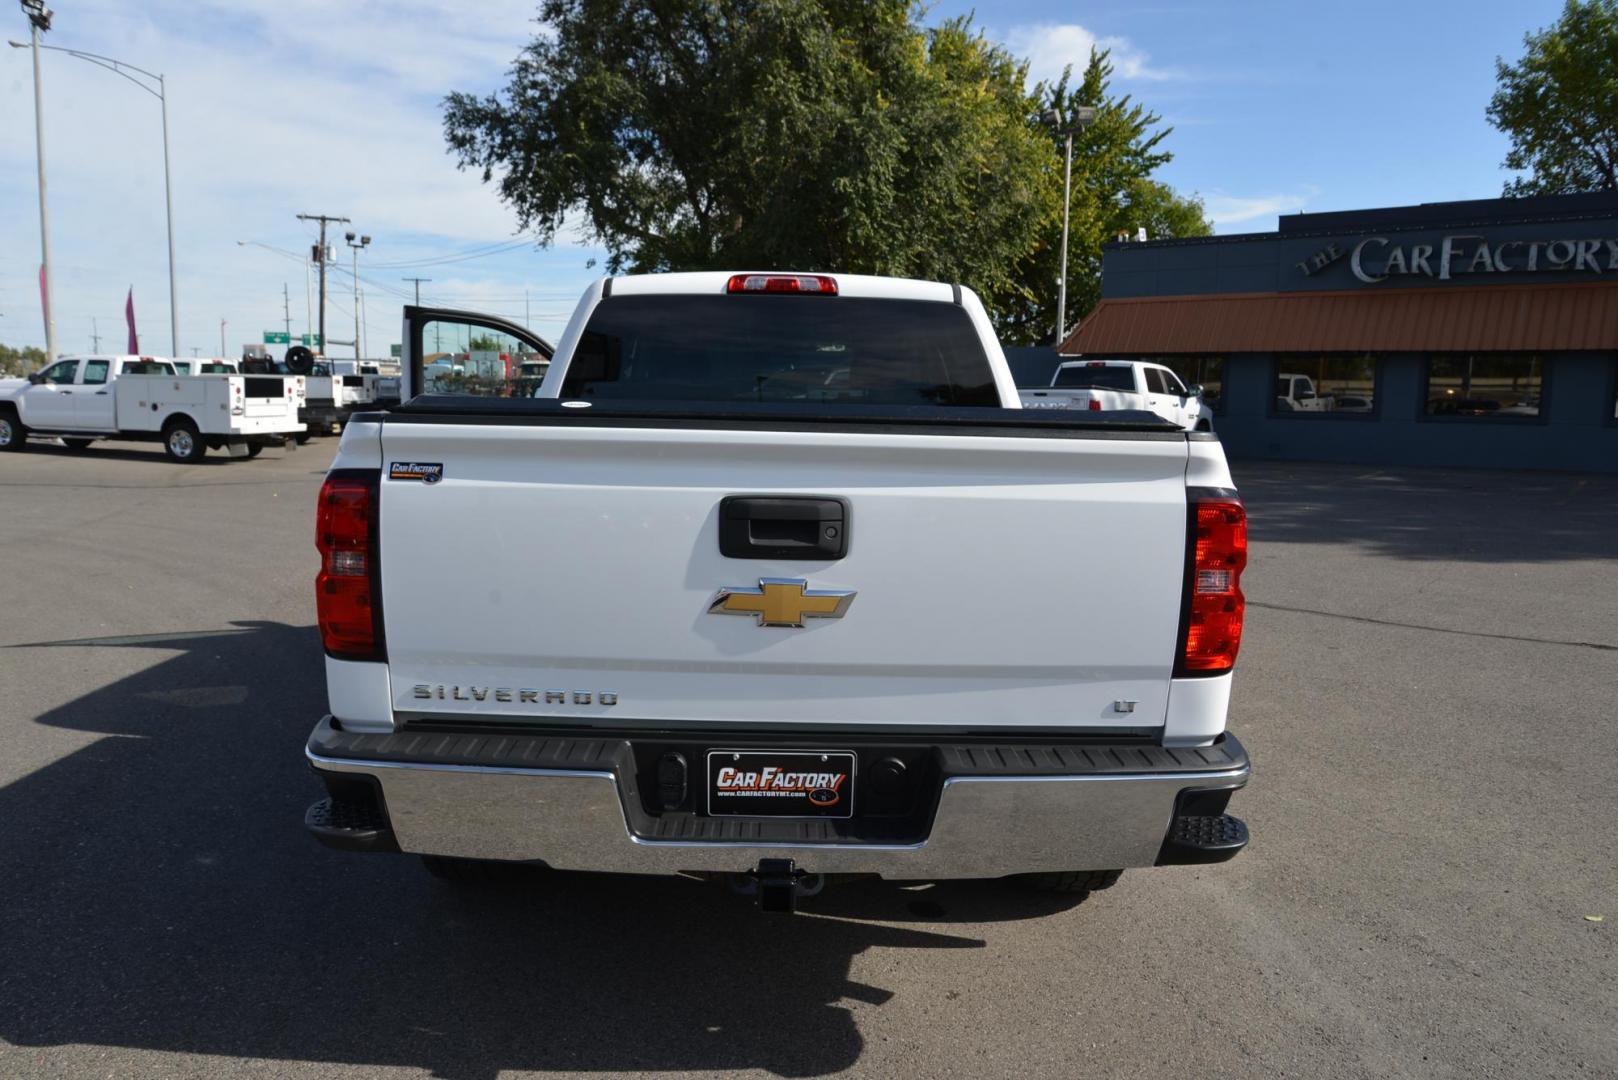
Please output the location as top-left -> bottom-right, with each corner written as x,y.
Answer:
380,423 -> 1188,730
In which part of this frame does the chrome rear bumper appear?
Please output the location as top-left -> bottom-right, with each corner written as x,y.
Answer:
306,717 -> 1248,878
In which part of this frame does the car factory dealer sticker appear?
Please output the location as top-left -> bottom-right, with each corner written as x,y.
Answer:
388,461 -> 443,484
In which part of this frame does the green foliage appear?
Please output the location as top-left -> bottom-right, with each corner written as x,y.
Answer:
443,1 -> 1204,342
999,52 -> 1212,345
1488,0 -> 1618,195
0,343 -> 47,378
466,334 -> 504,352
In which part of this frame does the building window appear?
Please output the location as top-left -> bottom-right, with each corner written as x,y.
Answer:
1271,355 -> 1378,417
1157,356 -> 1226,414
1424,354 -> 1544,420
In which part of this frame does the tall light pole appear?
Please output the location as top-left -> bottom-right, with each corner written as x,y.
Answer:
344,231 -> 370,360
1042,105 -> 1097,346
18,1 -> 57,361
11,32 -> 182,358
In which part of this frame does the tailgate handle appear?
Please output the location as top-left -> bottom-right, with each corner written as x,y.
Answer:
719,496 -> 848,560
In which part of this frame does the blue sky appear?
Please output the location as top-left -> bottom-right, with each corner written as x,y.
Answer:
0,0 -> 1565,356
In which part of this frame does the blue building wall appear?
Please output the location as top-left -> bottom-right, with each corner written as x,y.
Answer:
1210,352 -> 1617,473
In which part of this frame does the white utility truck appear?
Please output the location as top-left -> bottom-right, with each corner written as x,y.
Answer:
0,354 -> 305,462
279,349 -> 403,439
303,274 -> 1251,912
1020,358 -> 1214,431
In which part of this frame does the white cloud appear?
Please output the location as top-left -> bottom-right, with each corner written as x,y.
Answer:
1003,23 -> 1179,89
0,0 -> 600,355
1201,189 -> 1319,230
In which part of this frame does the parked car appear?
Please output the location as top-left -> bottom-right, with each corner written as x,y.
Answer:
0,354 -> 304,462
302,271 -> 1252,912
1332,394 -> 1374,413
1276,372 -> 1327,411
1019,359 -> 1214,430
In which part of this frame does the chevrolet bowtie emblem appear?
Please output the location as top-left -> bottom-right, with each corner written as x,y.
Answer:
709,578 -> 856,628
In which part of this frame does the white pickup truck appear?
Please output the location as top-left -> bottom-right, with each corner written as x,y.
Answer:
303,273 -> 1251,911
1020,359 -> 1214,431
277,350 -> 404,439
0,354 -> 305,462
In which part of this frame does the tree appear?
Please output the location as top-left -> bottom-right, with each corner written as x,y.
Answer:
0,343 -> 47,378
996,51 -> 1211,346
444,2 -> 1203,342
1488,0 -> 1618,196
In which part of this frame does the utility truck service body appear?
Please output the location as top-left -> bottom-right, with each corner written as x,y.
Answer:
305,273 -> 1251,910
0,355 -> 305,462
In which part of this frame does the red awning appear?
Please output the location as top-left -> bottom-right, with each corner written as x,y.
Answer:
1061,281 -> 1618,355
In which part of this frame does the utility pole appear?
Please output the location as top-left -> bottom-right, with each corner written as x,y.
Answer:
282,282 -> 291,339
90,316 -> 100,352
21,0 -> 57,361
219,318 -> 225,358
403,276 -> 430,305
296,212 -> 348,356
525,288 -> 530,327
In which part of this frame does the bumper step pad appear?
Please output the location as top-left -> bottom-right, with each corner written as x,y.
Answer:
305,796 -> 398,853
1158,813 -> 1249,865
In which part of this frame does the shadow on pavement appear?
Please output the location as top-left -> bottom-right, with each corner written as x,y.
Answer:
0,621 -> 1079,1078
1231,461 -> 1618,563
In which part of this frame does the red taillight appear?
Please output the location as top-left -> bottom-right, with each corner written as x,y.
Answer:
1087,398 -> 1102,411
316,469 -> 384,661
725,274 -> 838,295
1176,497 -> 1247,674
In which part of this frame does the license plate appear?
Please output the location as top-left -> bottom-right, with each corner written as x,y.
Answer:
706,749 -> 856,819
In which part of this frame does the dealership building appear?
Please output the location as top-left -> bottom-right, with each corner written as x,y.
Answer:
1058,191 -> 1618,474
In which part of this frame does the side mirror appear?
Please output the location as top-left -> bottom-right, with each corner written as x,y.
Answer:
27,371 -> 44,385
1184,383 -> 1203,398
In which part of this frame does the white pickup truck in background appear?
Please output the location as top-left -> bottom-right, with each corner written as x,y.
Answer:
1020,359 -> 1214,431
303,272 -> 1251,912
0,354 -> 305,462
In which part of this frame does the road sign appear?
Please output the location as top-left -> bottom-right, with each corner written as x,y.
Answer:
300,334 -> 322,347
389,343 -> 401,358
264,331 -> 290,344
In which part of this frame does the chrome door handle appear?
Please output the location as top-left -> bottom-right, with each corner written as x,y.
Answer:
58,390 -> 73,395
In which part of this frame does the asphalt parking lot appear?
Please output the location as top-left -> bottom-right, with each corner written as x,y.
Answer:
0,438 -> 1613,1079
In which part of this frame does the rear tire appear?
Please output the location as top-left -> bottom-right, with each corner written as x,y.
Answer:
1194,420 -> 1212,432
245,442 -> 263,459
0,410 -> 28,451
162,418 -> 206,464
62,438 -> 94,452
294,429 -> 313,445
1004,868 -> 1123,896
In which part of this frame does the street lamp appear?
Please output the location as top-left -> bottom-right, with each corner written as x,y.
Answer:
16,1 -> 57,361
1042,105 -> 1098,346
10,27 -> 182,359
344,232 -> 371,360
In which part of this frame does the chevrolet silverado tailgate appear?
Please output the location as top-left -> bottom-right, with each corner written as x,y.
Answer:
377,413 -> 1190,730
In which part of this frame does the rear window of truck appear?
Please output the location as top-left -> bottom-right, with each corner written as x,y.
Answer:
1053,365 -> 1135,391
560,296 -> 999,406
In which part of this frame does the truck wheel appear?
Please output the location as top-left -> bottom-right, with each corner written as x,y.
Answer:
1004,868 -> 1123,895
62,438 -> 94,452
246,443 -> 263,459
162,418 -> 207,464
0,411 -> 28,451
1194,420 -> 1212,432
294,430 -> 313,445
